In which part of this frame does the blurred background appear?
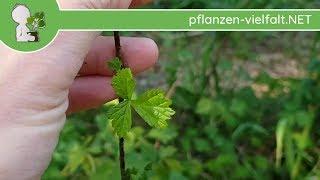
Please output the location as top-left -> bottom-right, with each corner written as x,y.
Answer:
44,1 -> 320,179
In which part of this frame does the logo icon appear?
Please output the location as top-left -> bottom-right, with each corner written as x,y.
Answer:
12,5 -> 46,42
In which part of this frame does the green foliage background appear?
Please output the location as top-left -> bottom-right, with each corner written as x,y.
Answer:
44,1 -> 320,179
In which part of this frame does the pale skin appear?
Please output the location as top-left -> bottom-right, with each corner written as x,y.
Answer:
0,0 -> 157,179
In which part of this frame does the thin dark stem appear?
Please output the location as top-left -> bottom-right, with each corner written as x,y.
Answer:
114,31 -> 126,180
119,137 -> 126,179
114,31 -> 122,60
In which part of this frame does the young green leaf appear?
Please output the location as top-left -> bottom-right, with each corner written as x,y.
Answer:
112,68 -> 135,99
108,57 -> 123,72
107,100 -> 132,137
132,89 -> 175,128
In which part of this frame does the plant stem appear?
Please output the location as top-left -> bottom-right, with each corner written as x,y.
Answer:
114,31 -> 126,180
119,137 -> 126,179
114,31 -> 122,59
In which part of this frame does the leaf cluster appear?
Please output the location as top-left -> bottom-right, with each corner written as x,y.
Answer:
107,59 -> 175,137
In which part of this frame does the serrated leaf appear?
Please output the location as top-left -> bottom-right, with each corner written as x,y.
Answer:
108,57 -> 123,72
112,68 -> 135,99
107,100 -> 132,137
132,89 -> 175,128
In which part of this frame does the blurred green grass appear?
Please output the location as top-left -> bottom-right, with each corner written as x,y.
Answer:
43,1 -> 320,180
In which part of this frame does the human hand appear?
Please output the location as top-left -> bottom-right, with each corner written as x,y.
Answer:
0,0 -> 157,179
